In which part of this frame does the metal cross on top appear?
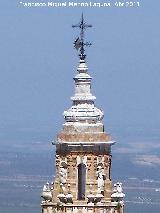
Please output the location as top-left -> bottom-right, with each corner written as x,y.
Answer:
72,13 -> 92,60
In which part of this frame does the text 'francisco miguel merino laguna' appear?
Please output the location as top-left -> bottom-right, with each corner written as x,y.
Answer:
19,2 -> 140,7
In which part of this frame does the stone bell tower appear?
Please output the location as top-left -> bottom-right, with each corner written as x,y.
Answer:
41,15 -> 125,213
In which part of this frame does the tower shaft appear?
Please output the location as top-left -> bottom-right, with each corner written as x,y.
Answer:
41,17 -> 125,213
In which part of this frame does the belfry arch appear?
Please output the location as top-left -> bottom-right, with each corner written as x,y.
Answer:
77,163 -> 86,200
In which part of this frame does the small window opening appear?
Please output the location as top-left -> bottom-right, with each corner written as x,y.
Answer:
78,163 -> 86,200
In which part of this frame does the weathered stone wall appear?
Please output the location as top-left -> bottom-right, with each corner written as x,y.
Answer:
41,203 -> 125,213
52,152 -> 112,203
57,132 -> 111,142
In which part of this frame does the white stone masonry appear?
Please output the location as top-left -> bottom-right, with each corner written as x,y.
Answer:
63,59 -> 104,122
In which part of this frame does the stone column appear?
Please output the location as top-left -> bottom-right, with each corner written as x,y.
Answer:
87,203 -> 94,213
73,207 -> 78,213
99,207 -> 104,213
43,206 -> 53,213
66,207 -> 72,213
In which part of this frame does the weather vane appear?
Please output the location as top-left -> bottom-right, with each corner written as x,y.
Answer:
72,13 -> 92,60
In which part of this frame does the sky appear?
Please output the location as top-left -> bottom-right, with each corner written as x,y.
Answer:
0,0 -> 159,148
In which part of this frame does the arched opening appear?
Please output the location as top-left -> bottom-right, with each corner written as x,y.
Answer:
78,163 -> 86,200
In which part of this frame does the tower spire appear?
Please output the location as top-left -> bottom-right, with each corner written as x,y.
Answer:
72,13 -> 92,60
41,17 -> 125,213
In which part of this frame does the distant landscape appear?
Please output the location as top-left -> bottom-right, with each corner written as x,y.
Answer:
0,129 -> 160,213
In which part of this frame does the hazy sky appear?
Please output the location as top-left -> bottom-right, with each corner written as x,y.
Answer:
0,0 -> 159,145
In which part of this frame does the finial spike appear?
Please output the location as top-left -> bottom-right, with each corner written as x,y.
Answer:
82,12 -> 84,23
72,14 -> 92,60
